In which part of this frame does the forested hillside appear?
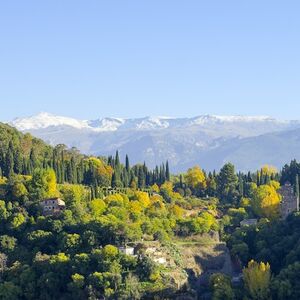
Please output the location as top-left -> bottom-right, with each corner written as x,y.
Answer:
0,123 -> 300,299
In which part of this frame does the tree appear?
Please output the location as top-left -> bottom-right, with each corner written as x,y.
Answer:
90,199 -> 106,216
252,184 -> 281,220
217,163 -> 238,202
231,242 -> 249,264
185,166 -> 206,192
60,184 -> 87,217
0,282 -> 21,300
272,262 -> 300,300
68,273 -> 86,299
165,161 -> 170,181
243,260 -> 271,300
261,165 -> 278,176
29,168 -> 58,200
121,273 -> 141,300
9,213 -> 26,230
125,155 -> 130,172
0,200 -> 8,221
61,233 -> 82,253
209,273 -> 234,300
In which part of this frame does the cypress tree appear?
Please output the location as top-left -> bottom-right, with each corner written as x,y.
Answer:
29,148 -> 37,170
5,148 -> 14,177
154,166 -> 159,183
61,150 -> 65,183
125,155 -> 130,172
138,167 -> 145,188
238,175 -> 244,197
260,169 -> 264,185
166,161 -> 170,181
180,174 -> 183,188
111,172 -> 117,188
256,171 -> 260,186
115,151 -> 120,169
14,149 -> 23,174
247,171 -> 252,182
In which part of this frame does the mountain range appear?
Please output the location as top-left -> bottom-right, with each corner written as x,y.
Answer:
8,112 -> 300,172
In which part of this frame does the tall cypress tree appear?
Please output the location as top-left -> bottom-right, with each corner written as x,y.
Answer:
115,151 -> 120,169
125,155 -> 130,172
14,149 -> 23,174
166,161 -> 170,181
5,142 -> 14,177
29,148 -> 37,170
138,167 -> 145,188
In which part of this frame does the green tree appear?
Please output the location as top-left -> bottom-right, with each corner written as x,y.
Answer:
29,168 -> 58,200
0,282 -> 21,300
121,273 -> 141,300
217,163 -> 238,202
0,235 -> 16,253
209,273 -> 234,300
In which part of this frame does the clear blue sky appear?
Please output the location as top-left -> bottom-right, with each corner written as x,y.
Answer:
0,1 -> 300,121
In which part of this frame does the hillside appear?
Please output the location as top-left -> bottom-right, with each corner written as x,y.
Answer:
1,123 -> 300,299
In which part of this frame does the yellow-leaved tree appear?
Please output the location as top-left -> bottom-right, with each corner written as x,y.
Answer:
185,166 -> 207,190
252,184 -> 281,220
260,165 -> 278,176
243,260 -> 271,300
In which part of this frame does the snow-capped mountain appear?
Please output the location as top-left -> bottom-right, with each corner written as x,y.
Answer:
8,112 -> 300,172
11,112 -> 290,133
12,112 -> 90,131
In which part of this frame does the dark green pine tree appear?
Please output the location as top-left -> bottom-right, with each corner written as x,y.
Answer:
217,163 -> 238,202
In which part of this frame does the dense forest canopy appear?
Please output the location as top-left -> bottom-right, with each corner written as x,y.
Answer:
0,122 -> 300,299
